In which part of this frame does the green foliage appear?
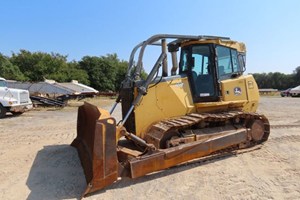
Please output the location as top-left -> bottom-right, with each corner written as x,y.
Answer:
128,65 -> 148,80
79,54 -> 118,91
10,50 -> 67,81
115,60 -> 128,90
9,50 -> 90,84
0,47 -> 152,92
0,54 -> 26,80
64,62 -> 90,85
293,66 -> 300,85
141,70 -> 148,80
253,70 -> 299,90
79,53 -> 148,91
1,49 -> 137,92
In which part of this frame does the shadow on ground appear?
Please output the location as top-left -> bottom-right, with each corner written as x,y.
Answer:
85,151 -> 237,197
26,145 -> 86,200
27,144 -> 239,199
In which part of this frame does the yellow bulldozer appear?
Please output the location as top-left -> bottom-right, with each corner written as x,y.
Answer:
71,34 -> 270,196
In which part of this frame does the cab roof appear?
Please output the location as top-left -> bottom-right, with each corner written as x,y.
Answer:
180,39 -> 246,53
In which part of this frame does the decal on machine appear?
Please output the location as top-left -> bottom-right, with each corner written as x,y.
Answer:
200,93 -> 210,97
233,87 -> 242,96
171,82 -> 184,88
248,81 -> 254,89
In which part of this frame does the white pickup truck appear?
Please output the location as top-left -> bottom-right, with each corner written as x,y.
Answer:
0,77 -> 33,118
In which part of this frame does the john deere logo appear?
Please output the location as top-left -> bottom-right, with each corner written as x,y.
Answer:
234,87 -> 242,96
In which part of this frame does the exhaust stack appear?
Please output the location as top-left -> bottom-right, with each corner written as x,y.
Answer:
161,39 -> 168,77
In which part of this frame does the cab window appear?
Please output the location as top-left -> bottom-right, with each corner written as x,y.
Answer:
179,46 -> 210,75
0,80 -> 7,87
190,46 -> 210,75
216,46 -> 240,80
180,49 -> 189,72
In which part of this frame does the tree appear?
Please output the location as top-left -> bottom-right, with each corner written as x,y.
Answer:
79,54 -> 118,91
46,61 -> 90,84
9,50 -> 90,84
65,61 -> 90,85
0,53 -> 25,80
253,66 -> 300,90
10,50 -> 69,81
115,60 -> 128,90
293,66 -> 300,85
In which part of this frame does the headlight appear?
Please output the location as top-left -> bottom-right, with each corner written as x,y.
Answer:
9,101 -> 18,105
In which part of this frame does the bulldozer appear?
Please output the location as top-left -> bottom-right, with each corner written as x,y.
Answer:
71,34 -> 270,196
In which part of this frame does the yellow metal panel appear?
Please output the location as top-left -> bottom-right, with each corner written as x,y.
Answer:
243,75 -> 260,112
219,75 -> 259,112
134,76 -> 195,138
195,100 -> 247,113
182,40 -> 246,53
134,75 -> 259,138
221,76 -> 248,101
195,75 -> 259,113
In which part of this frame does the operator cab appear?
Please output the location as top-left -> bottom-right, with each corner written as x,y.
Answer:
179,42 -> 246,103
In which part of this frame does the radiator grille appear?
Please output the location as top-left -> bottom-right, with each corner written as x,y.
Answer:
20,92 -> 29,103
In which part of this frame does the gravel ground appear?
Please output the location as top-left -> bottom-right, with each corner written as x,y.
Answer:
0,97 -> 299,200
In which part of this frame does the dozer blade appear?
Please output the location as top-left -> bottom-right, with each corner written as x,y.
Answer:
129,128 -> 248,178
71,102 -> 118,196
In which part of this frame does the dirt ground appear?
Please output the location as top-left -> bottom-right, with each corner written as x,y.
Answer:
0,97 -> 300,200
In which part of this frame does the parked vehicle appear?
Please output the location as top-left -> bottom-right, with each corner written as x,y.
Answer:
0,77 -> 33,118
290,85 -> 300,97
280,88 -> 292,97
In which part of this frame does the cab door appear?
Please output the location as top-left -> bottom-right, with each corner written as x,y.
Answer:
180,44 -> 219,103
216,45 -> 247,102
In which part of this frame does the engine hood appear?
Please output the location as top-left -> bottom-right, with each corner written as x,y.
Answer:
0,86 -> 32,106
8,87 -> 29,93
0,87 -> 29,95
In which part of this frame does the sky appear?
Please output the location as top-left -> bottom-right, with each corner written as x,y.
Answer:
1,0 -> 299,74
